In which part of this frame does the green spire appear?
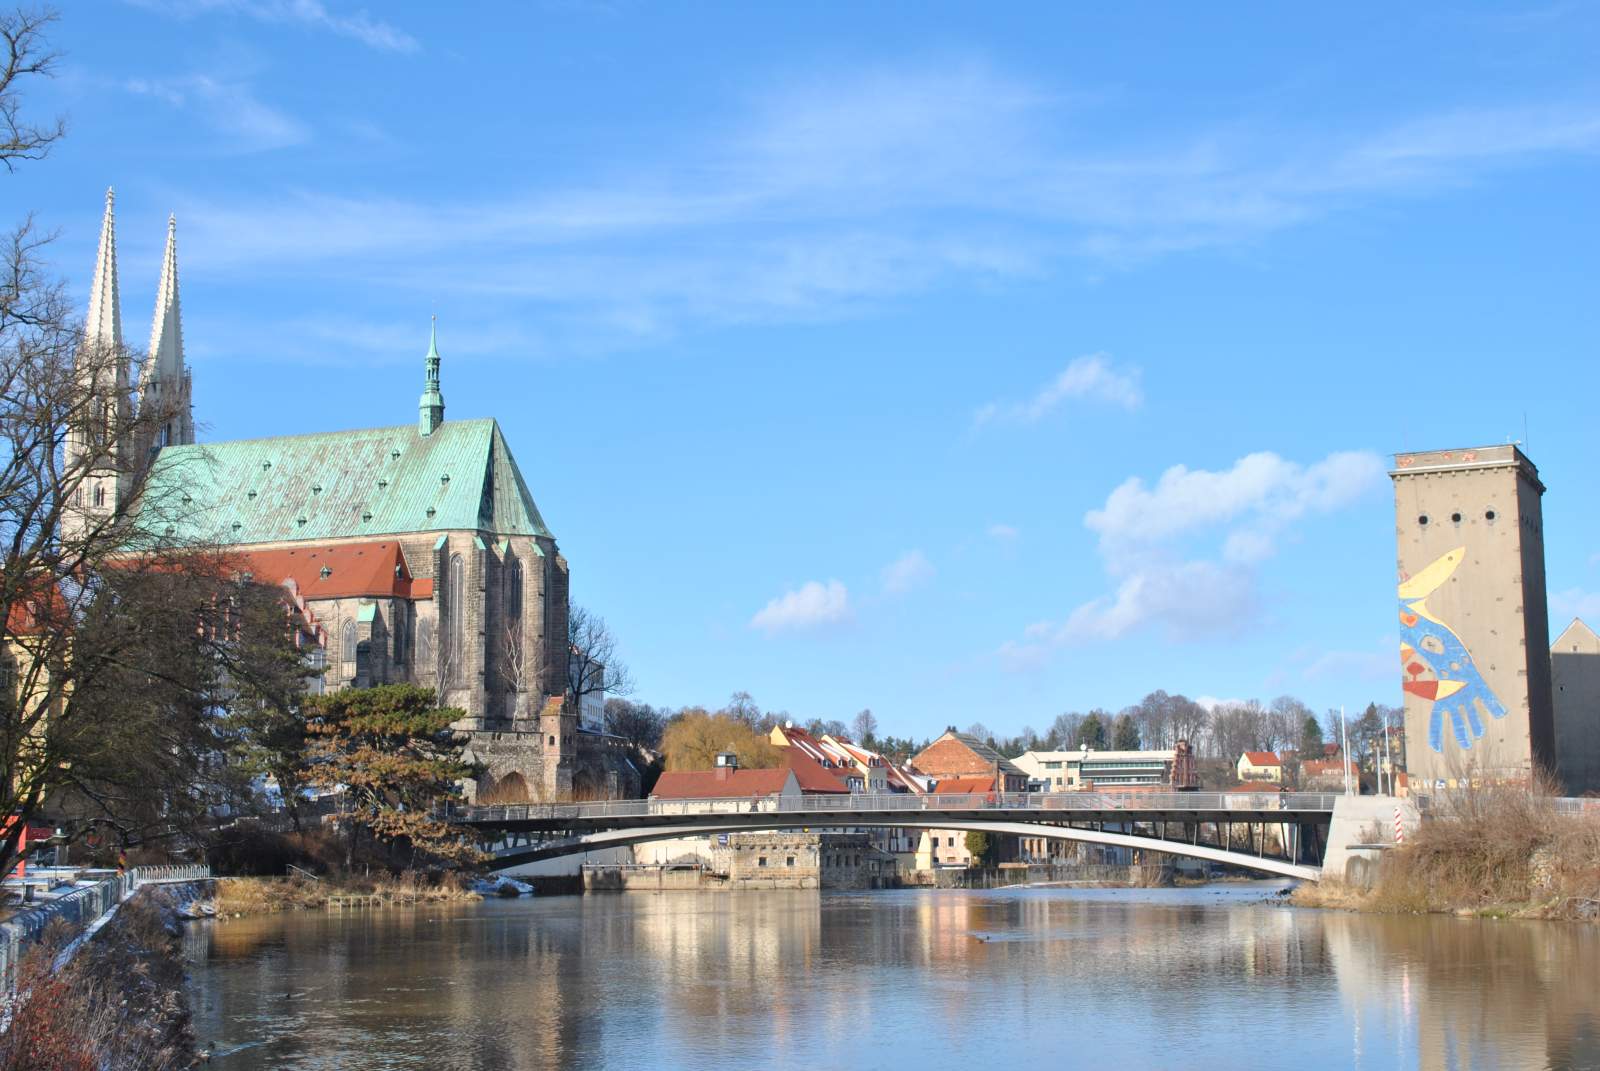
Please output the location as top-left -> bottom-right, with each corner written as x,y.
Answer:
419,316 -> 445,436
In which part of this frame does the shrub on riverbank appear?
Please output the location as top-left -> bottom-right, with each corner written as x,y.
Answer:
0,890 -> 194,1070
215,869 -> 482,915
1295,781 -> 1600,920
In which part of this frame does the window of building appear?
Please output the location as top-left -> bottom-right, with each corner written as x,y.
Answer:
507,559 -> 523,626
92,483 -> 104,508
446,554 -> 465,684
757,856 -> 767,868
785,856 -> 795,867
342,620 -> 356,667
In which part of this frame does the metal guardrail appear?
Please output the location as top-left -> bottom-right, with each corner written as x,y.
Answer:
0,864 -> 211,995
450,790 -> 1341,825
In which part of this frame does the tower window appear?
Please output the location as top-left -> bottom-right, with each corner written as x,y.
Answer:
92,484 -> 105,508
1451,512 -> 1462,524
1417,514 -> 1429,526
1485,509 -> 1497,521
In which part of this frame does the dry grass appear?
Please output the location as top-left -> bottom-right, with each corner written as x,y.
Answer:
0,890 -> 195,1070
1296,780 -> 1600,920
215,870 -> 482,915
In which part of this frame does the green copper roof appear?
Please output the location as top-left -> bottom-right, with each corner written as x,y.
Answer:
145,418 -> 552,546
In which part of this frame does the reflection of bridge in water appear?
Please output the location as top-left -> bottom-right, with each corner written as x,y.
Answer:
452,791 -> 1343,881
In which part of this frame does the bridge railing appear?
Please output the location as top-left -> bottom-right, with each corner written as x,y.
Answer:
450,790 -> 1339,825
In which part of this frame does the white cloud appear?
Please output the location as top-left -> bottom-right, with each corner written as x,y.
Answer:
974,353 -> 1142,426
126,0 -> 419,53
750,580 -> 851,633
124,75 -> 308,151
154,62 -> 1600,351
987,523 -> 1019,541
1085,450 -> 1386,560
880,550 -> 934,595
1000,449 -> 1386,665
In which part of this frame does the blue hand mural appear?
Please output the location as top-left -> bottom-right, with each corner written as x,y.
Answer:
1398,547 -> 1507,754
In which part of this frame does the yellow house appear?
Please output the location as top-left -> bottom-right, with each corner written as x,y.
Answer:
1236,750 -> 1283,783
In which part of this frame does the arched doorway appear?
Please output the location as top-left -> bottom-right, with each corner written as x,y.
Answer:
486,771 -> 530,804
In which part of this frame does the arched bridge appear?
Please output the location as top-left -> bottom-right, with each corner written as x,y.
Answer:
450,791 -> 1343,881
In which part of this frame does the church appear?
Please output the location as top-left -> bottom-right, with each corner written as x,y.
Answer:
64,190 -> 640,802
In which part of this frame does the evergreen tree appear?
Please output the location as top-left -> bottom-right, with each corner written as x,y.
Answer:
1299,714 -> 1325,756
303,685 -> 479,869
1078,712 -> 1108,749
1111,713 -> 1141,751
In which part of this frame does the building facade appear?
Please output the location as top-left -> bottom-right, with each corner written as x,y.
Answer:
1550,619 -> 1600,795
68,193 -> 638,803
1014,748 -> 1176,791
1391,446 -> 1556,791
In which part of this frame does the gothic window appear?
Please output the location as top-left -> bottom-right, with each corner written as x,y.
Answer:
417,618 -> 433,666
447,554 -> 465,685
506,559 -> 523,628
307,646 -> 326,696
92,484 -> 105,508
342,619 -> 357,668
393,603 -> 406,665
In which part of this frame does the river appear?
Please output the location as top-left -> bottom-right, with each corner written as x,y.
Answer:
182,882 -> 1600,1070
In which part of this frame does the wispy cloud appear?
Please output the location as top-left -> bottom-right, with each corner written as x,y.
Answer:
153,59 -> 1600,349
1550,588 -> 1600,624
881,550 -> 934,596
124,74 -> 308,151
750,580 -> 851,634
974,353 -> 1142,427
987,523 -> 1019,541
1001,449 -> 1386,664
126,0 -> 419,53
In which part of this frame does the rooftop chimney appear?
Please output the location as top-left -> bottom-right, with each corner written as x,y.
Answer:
714,751 -> 738,780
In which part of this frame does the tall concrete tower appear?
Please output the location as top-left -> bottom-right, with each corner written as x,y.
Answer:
1391,446 -> 1556,792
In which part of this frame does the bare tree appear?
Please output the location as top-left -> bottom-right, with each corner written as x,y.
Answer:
722,690 -> 760,727
851,708 -> 878,744
567,604 -> 634,713
1,8 -> 63,172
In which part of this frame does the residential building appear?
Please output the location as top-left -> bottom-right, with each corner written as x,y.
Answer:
1236,751 -> 1283,783
64,192 -> 638,803
768,723 -> 924,857
1551,618 -> 1600,795
1014,748 -> 1177,791
1299,758 -> 1358,792
1391,446 -> 1556,791
911,730 -> 1029,792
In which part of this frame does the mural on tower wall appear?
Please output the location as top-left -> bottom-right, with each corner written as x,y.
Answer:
1398,546 -> 1508,753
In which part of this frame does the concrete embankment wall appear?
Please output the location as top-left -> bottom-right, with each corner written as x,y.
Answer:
1323,795 -> 1420,885
583,867 -> 716,892
906,863 -> 1173,890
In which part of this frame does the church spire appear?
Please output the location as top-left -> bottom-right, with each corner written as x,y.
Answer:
419,317 -> 445,436
84,187 -> 122,351
139,214 -> 193,446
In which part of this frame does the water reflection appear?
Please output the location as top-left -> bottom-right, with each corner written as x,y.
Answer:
186,886 -> 1600,1070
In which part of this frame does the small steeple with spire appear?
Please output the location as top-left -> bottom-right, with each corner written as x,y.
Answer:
419,317 -> 445,436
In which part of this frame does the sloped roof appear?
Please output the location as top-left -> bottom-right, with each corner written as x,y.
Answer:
230,542 -> 430,601
783,751 -> 852,793
916,732 -> 1025,778
650,767 -> 796,800
143,418 -> 550,546
1241,751 -> 1281,766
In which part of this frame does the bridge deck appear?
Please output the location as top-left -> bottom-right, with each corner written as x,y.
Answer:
452,790 -> 1337,832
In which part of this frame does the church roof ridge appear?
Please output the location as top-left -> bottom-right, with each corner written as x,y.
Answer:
155,415 -> 500,452
143,416 -> 549,545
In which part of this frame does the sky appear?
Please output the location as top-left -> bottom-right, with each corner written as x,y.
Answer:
9,1 -> 1600,738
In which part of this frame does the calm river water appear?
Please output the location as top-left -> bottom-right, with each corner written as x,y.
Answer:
183,883 -> 1600,1070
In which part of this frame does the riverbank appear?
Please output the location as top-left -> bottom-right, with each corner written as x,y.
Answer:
0,883 -> 198,1070
214,871 -> 483,916
1292,785 -> 1600,921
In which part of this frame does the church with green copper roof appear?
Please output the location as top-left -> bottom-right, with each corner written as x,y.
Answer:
65,191 -> 639,803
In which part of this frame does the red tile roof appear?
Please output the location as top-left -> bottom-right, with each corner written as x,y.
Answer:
1302,759 -> 1358,778
4,581 -> 69,636
1241,751 -> 1281,766
650,767 -> 795,800
784,751 -> 852,793
231,542 -> 426,601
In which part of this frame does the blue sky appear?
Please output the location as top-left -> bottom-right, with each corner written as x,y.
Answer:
12,2 -> 1600,736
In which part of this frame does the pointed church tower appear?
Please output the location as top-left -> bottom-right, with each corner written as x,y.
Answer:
63,188 -> 133,542
418,318 -> 445,436
138,214 -> 194,448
